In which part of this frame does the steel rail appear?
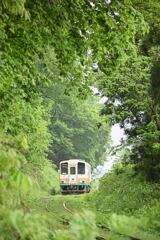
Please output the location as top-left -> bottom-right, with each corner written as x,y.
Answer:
62,200 -> 74,214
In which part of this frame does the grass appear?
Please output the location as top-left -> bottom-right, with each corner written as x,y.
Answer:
22,164 -> 160,240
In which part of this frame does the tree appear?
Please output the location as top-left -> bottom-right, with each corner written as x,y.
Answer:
98,0 -> 160,180
47,84 -> 110,167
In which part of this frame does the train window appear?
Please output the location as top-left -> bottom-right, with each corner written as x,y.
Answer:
70,167 -> 76,175
61,162 -> 68,174
78,162 -> 85,174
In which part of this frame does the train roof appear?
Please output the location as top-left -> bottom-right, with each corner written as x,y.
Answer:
60,159 -> 85,163
60,159 -> 91,166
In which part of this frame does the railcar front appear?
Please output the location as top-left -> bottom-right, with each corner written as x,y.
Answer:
59,159 -> 91,194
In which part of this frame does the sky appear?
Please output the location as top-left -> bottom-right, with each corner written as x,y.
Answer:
93,124 -> 126,178
91,86 -> 126,177
111,124 -> 125,146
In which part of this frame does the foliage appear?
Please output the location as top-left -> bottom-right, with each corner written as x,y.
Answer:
107,213 -> 159,240
89,163 -> 160,239
1,0 -> 29,18
47,84 -> 110,167
0,133 -> 58,239
0,1 -> 59,238
1,209 -> 54,240
94,165 -> 160,215
0,0 -> 147,94
0,0 -> 158,239
55,210 -> 97,240
70,210 -> 97,240
98,0 -> 160,180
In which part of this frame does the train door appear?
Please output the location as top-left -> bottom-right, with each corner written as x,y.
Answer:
77,162 -> 86,190
60,162 -> 69,183
69,165 -> 76,185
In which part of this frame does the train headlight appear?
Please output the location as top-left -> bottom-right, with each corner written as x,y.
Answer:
60,180 -> 66,183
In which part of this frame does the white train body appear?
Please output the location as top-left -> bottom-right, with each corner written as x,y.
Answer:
59,159 -> 91,193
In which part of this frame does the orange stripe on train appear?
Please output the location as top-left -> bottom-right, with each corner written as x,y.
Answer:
60,178 -> 90,182
59,178 -> 68,182
77,178 -> 90,182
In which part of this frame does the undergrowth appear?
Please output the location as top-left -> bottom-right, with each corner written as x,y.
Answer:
86,164 -> 160,240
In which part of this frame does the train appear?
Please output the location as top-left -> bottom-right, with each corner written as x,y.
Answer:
59,159 -> 91,193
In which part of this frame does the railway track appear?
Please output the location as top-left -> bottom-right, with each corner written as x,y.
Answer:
61,199 -> 142,240
62,199 -> 107,240
39,197 -> 139,240
62,200 -> 74,214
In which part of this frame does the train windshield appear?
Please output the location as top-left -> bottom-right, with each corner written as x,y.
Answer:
78,162 -> 85,174
70,167 -> 76,175
61,162 -> 68,174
